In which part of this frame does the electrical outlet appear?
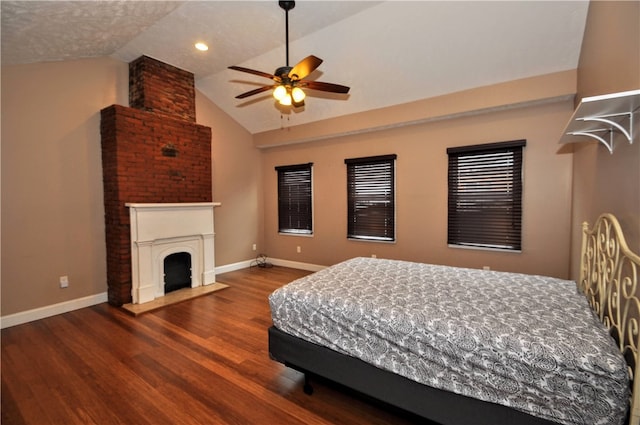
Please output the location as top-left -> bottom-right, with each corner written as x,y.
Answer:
296,246 -> 301,253
252,243 -> 257,251
483,266 -> 490,271
59,275 -> 69,288
371,254 -> 377,258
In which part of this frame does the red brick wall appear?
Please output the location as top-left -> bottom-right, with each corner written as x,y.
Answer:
101,57 -> 211,306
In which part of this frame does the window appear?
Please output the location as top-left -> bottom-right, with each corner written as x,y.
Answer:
447,140 -> 525,251
345,154 -> 396,241
276,163 -> 313,235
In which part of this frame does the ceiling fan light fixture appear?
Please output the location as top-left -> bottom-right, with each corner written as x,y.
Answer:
291,86 -> 305,103
273,85 -> 287,101
228,0 -> 349,108
279,92 -> 292,106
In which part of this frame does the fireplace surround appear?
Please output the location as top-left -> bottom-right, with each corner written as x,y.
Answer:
127,202 -> 220,304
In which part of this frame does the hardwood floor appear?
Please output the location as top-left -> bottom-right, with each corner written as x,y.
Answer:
1,266 -> 431,425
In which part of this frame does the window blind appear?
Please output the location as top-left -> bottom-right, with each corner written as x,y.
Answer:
447,140 -> 525,251
276,163 -> 313,234
345,154 -> 396,241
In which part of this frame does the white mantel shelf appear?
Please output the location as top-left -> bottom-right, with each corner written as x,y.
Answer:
125,202 -> 222,209
559,89 -> 640,154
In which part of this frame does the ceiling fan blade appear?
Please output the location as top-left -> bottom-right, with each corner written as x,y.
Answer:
289,55 -> 323,80
301,80 -> 350,94
235,85 -> 274,99
228,66 -> 276,80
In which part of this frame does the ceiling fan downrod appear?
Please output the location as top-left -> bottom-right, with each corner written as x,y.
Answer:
279,1 -> 295,67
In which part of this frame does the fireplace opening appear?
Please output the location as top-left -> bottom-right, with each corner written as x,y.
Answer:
164,252 -> 192,294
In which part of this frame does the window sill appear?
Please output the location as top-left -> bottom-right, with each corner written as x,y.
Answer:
448,244 -> 521,254
348,237 -> 396,244
279,232 -> 314,238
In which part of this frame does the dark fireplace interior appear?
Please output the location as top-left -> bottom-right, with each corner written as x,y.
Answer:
164,252 -> 192,294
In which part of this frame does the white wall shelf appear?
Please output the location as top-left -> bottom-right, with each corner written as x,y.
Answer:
559,89 -> 640,154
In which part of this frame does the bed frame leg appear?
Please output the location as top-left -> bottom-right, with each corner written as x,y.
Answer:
303,374 -> 314,395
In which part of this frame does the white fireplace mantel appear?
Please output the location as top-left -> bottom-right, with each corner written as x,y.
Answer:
126,202 -> 221,304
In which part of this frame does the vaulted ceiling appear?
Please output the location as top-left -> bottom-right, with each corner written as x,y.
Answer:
1,1 -> 590,134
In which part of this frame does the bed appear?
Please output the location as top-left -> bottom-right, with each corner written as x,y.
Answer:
268,213 -> 640,425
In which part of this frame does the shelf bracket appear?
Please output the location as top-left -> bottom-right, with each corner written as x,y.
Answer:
578,112 -> 633,143
567,130 -> 614,154
559,89 -> 640,154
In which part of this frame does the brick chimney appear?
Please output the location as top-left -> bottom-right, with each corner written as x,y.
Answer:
100,56 -> 212,306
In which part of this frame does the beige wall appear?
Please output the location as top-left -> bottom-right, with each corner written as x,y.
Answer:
261,75 -> 576,279
254,71 -> 577,148
1,57 -> 260,316
570,0 -> 640,279
195,92 -> 264,266
1,58 -> 126,315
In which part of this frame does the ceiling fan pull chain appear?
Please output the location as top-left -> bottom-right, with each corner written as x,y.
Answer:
280,114 -> 291,130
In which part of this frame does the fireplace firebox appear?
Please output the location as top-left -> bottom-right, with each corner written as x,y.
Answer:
164,252 -> 192,294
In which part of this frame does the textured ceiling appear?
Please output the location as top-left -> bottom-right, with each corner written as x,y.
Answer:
1,1 -> 590,134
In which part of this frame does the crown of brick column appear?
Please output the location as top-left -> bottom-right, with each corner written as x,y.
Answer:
129,55 -> 196,122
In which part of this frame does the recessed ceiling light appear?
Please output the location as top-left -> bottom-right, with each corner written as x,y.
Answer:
195,42 -> 209,52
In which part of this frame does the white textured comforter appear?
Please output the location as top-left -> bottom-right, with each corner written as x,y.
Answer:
269,257 -> 630,425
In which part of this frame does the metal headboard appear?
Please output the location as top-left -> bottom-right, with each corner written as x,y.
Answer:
579,213 -> 640,425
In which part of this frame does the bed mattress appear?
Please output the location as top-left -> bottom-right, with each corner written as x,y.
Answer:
268,257 -> 630,425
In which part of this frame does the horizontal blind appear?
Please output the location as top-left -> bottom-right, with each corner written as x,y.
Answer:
345,155 -> 396,241
276,163 -> 312,234
447,141 -> 525,251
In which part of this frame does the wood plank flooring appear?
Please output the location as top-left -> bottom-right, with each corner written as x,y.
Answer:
1,265 -> 431,425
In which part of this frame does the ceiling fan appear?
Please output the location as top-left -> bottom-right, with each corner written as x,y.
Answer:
228,0 -> 350,108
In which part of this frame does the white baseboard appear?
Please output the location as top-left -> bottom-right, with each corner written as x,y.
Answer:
214,259 -> 255,274
0,258 -> 324,329
1,292 -> 108,329
269,258 -> 325,272
215,258 -> 325,274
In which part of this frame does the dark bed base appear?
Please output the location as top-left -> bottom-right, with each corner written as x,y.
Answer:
268,326 -> 558,425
